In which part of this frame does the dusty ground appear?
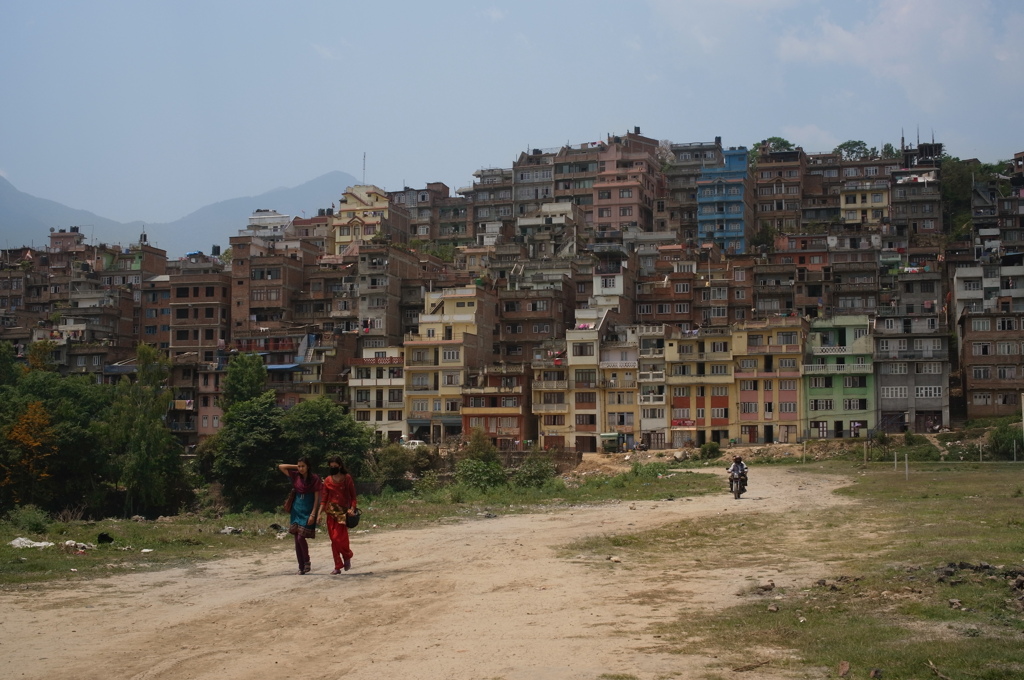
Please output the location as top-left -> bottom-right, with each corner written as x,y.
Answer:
0,465 -> 851,680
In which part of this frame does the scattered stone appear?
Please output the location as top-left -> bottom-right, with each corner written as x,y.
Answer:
767,604 -> 779,612
838,660 -> 850,677
219,526 -> 243,534
948,598 -> 962,608
869,669 -> 883,678
608,556 -> 622,563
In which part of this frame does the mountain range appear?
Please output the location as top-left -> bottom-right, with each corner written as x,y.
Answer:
0,171 -> 360,258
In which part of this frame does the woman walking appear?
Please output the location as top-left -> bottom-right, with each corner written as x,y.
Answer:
278,458 -> 322,575
319,456 -> 357,574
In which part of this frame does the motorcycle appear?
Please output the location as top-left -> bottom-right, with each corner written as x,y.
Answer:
728,469 -> 747,499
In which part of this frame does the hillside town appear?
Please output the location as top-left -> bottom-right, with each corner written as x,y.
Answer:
2,130 -> 1023,455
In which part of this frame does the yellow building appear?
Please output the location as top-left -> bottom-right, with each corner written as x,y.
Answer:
329,185 -> 410,252
404,285 -> 496,444
732,317 -> 807,445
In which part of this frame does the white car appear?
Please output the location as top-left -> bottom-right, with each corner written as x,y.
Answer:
402,439 -> 427,449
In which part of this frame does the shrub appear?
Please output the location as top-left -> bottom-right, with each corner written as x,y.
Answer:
904,431 -> 922,446
5,504 -> 51,534
988,422 -> 1024,460
631,461 -> 670,478
462,428 -> 499,464
510,454 -> 556,488
699,441 -> 721,460
412,470 -> 445,496
454,458 -> 506,491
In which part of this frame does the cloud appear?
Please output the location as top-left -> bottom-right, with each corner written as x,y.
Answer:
776,0 -> 1018,112
312,43 -> 342,60
0,168 -> 7,180
779,124 -> 840,153
484,7 -> 506,22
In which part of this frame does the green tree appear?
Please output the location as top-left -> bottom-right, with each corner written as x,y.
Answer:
221,353 -> 268,410
280,397 -> 374,475
762,137 -> 794,152
833,140 -> 870,161
0,372 -> 114,514
0,341 -> 20,386
97,345 -> 185,516
882,143 -> 900,159
211,391 -> 284,509
462,428 -> 499,464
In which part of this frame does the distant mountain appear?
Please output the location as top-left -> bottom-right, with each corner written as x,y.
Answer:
0,171 -> 360,257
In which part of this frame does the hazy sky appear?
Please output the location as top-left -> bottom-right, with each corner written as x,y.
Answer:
2,0 -> 1022,225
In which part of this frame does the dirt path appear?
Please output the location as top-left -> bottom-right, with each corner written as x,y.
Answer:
0,467 -> 851,680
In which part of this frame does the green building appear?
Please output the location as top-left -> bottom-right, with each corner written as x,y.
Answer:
802,315 -> 875,439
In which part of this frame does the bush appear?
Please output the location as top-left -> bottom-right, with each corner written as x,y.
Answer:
988,422 -> 1024,460
412,470 -> 445,496
904,431 -> 922,446
364,443 -> 419,489
462,428 -> 499,464
5,504 -> 51,534
631,461 -> 670,478
454,458 -> 506,491
699,442 -> 721,460
510,454 -> 556,488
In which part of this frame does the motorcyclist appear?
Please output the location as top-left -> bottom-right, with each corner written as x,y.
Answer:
726,455 -> 748,492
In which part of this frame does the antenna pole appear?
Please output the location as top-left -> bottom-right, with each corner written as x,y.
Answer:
362,153 -> 366,184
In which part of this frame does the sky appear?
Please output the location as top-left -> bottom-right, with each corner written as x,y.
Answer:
1,0 -> 1022,226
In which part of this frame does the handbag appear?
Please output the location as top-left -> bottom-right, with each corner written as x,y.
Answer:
345,507 -> 361,529
283,489 -> 296,513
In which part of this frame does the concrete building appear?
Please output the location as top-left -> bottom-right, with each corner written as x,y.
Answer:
698,146 -> 753,254
802,315 -> 875,439
958,309 -> 1024,419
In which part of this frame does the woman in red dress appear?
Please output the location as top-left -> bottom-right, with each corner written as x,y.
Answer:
319,456 -> 357,574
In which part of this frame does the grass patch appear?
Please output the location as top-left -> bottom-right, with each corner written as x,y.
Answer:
1,466 -> 721,586
564,461 -> 1024,678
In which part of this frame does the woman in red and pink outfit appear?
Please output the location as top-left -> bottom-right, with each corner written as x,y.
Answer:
319,456 -> 357,574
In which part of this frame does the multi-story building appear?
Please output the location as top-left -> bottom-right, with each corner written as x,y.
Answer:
698,146 -> 754,254
328,185 -> 410,251
350,345 -> 407,443
958,309 -> 1024,419
802,315 -> 875,439
732,317 -> 806,445
755,144 -> 807,237
665,138 -> 724,245
406,285 -> 497,444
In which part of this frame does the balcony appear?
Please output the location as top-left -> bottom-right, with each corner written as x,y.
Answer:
639,394 -> 666,404
833,282 -> 876,293
812,346 -> 848,355
746,344 -> 801,354
638,371 -> 666,382
600,379 -> 637,388
696,351 -> 733,361
534,403 -> 569,413
463,385 -> 523,394
639,347 -> 665,357
801,363 -> 873,374
532,380 -> 568,390
874,350 -> 949,361
599,360 -> 638,369
755,285 -> 796,296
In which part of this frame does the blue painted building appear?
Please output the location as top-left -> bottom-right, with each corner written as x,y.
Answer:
696,146 -> 753,254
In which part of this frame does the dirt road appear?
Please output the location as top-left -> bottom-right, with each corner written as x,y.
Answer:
0,467 -> 850,680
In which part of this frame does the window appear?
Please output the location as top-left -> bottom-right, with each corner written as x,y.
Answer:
619,189 -> 633,198
779,380 -> 796,391
997,366 -> 1016,380
740,380 -> 756,391
442,349 -> 460,361
780,402 -> 797,413
601,276 -> 616,289
672,386 -> 690,397
972,366 -> 991,380
674,283 -> 691,293
881,386 -> 908,398
973,392 -> 992,405
809,399 -> 834,411
711,408 -> 728,419
915,386 -> 943,399
779,358 -> 796,369
740,402 -> 758,413
710,364 -> 729,375
843,399 -> 868,410
972,343 -> 992,356
711,386 -> 729,396
572,342 -> 594,356
916,363 -> 942,374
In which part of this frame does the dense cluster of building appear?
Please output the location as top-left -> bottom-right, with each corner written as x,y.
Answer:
3,130 -> 1024,453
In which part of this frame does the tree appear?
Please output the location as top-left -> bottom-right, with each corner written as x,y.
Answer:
221,353 -> 268,410
762,137 -> 794,152
881,143 -> 900,159
462,428 -> 499,464
97,345 -> 185,516
833,140 -> 870,161
0,341 -> 20,386
211,391 -> 284,509
1,401 -> 57,506
280,397 -> 374,476
0,371 -> 114,514
26,340 -> 57,372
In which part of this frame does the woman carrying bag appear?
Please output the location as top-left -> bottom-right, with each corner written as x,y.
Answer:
319,456 -> 357,574
278,458 -> 322,575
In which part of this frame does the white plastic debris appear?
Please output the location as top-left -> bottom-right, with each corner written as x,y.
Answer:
140,548 -> 154,553
9,537 -> 54,549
